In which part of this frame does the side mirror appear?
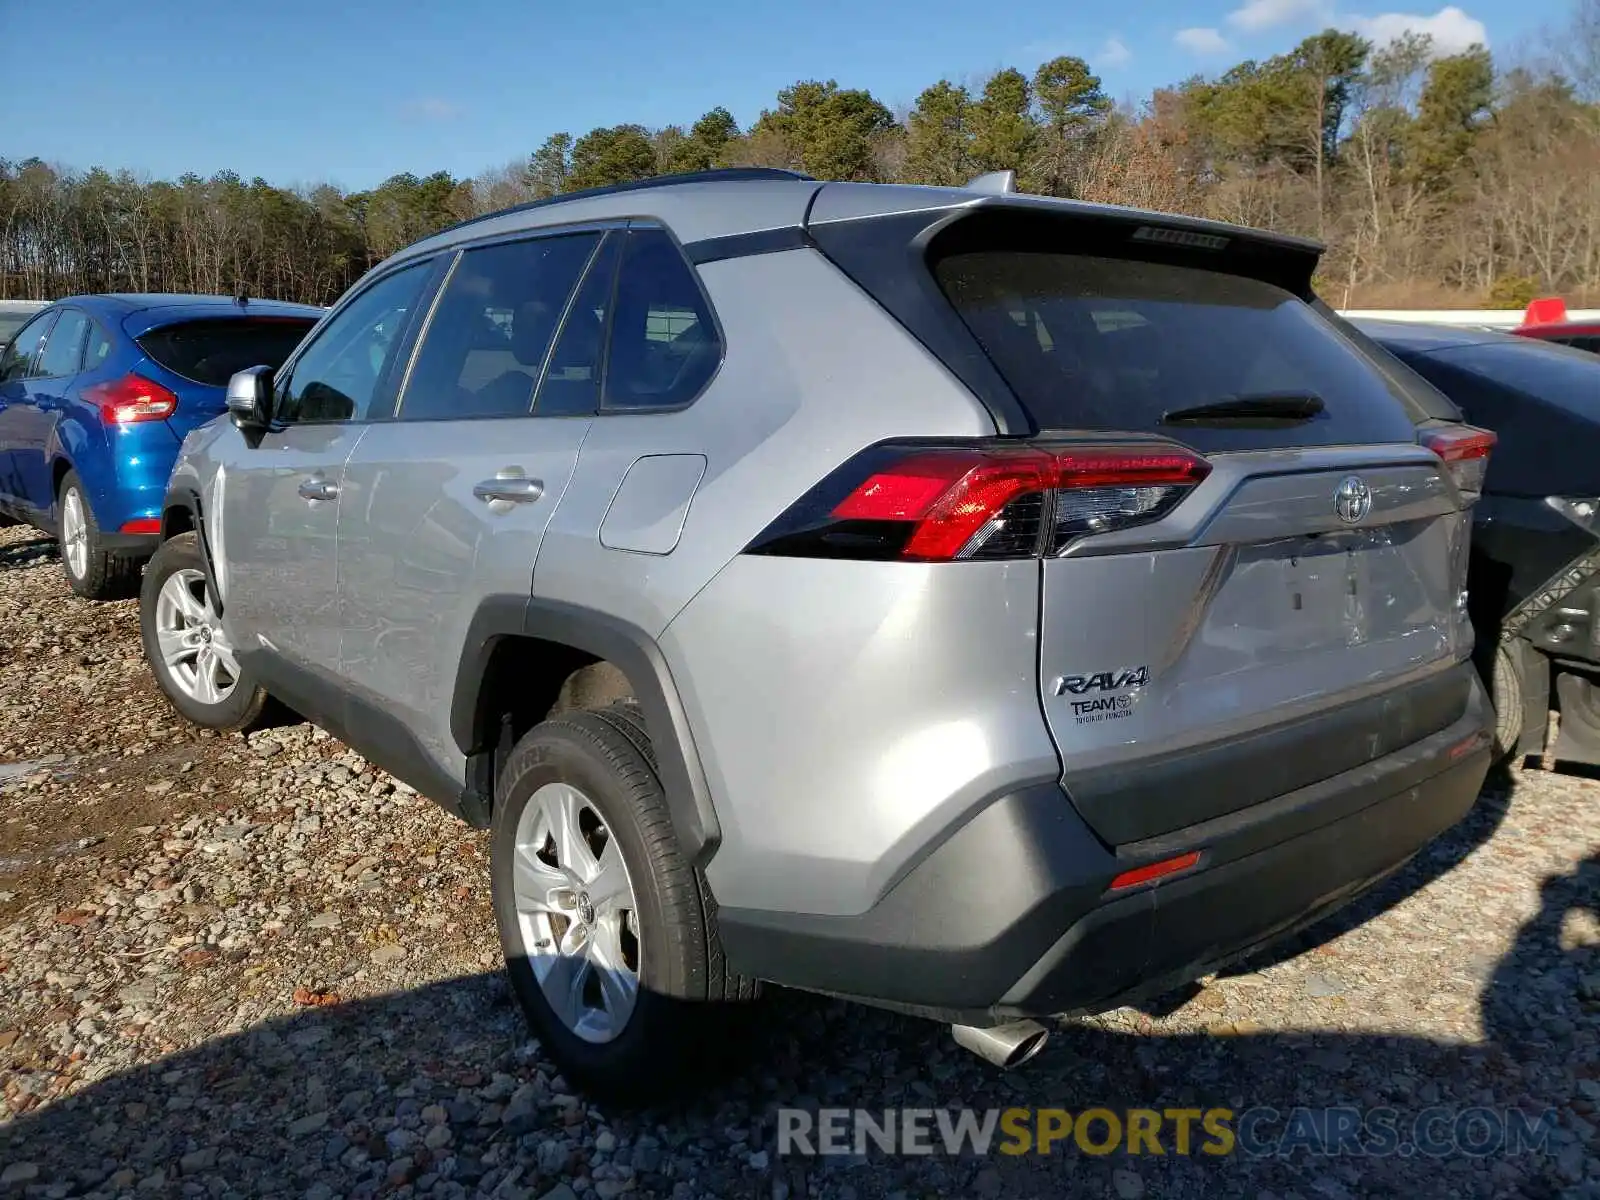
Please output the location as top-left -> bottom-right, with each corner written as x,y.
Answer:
225,366 -> 274,431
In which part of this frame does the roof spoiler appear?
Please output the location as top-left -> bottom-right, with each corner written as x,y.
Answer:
1523,296 -> 1568,326
965,170 -> 1017,195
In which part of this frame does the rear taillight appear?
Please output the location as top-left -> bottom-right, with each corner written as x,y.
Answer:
1420,424 -> 1495,500
747,441 -> 1212,562
83,374 -> 179,425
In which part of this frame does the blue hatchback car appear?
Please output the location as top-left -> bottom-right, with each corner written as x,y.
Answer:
0,294 -> 322,598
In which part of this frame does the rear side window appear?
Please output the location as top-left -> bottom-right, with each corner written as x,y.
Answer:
603,228 -> 720,411
37,309 -> 90,377
536,233 -> 621,417
399,232 -> 599,421
932,251 -> 1422,451
84,320 -> 114,369
138,318 -> 316,386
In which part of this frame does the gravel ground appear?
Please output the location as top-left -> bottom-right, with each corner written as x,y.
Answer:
0,521 -> 1596,1200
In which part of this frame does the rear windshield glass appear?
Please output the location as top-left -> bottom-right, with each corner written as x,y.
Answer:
1429,340 -> 1600,420
932,251 -> 1424,450
138,318 -> 316,386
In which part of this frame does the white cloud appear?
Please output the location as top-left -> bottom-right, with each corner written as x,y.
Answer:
1175,27 -> 1233,54
1345,6 -> 1488,54
1228,0 -> 1330,31
401,97 -> 466,122
1100,36 -> 1133,66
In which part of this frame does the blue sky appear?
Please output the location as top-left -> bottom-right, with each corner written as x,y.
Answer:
5,0 -> 1576,191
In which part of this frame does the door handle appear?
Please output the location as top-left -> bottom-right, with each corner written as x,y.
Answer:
473,475 -> 544,505
298,477 -> 340,502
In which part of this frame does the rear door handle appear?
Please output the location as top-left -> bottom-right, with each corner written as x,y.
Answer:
473,476 -> 544,505
298,477 -> 340,502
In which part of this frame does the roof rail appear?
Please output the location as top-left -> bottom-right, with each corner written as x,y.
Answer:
435,167 -> 818,240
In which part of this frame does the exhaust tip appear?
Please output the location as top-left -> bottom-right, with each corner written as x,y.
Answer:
952,1020 -> 1050,1069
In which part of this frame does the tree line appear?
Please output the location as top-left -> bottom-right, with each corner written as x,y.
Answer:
6,0 -> 1600,308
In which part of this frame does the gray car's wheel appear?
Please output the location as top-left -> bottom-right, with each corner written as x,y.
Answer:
58,470 -> 140,600
491,704 -> 750,1101
139,533 -> 268,731
1480,640 -> 1525,764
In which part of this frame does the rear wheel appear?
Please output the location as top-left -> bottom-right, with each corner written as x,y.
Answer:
491,705 -> 749,1101
139,533 -> 268,731
1480,640 -> 1525,764
58,470 -> 140,600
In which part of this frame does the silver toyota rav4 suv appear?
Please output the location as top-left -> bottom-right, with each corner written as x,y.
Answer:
140,168 -> 1495,1098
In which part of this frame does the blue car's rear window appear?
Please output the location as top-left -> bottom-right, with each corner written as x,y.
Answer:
138,318 -> 316,386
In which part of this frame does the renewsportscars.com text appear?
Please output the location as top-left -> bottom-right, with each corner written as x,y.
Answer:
776,1106 -> 1559,1159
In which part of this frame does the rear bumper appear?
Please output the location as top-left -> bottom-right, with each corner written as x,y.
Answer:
717,664 -> 1492,1021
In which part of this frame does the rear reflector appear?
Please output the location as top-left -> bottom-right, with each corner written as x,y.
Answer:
1420,424 -> 1496,499
120,518 -> 162,535
748,441 -> 1211,562
84,373 -> 179,425
1110,851 -> 1201,890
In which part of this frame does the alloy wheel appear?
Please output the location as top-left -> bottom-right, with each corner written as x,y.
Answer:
511,782 -> 641,1043
153,569 -> 239,704
60,488 -> 89,580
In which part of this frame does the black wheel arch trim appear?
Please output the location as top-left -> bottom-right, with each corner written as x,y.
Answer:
450,595 -> 722,866
159,486 -> 222,612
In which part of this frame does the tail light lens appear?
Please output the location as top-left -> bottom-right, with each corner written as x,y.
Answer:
83,374 -> 179,425
1420,424 -> 1495,500
747,441 -> 1212,562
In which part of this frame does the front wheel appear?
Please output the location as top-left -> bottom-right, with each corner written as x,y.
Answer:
490,704 -> 752,1101
139,533 -> 267,731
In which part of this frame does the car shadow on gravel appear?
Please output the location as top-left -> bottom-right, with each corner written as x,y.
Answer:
2,841 -> 1593,1200
0,535 -> 55,571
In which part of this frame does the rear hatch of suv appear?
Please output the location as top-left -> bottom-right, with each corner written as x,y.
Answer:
808,196 -> 1489,847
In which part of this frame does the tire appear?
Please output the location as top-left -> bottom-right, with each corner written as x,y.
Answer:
139,533 -> 268,731
1479,640 -> 1525,764
491,703 -> 749,1101
58,470 -> 141,600
589,701 -> 761,1004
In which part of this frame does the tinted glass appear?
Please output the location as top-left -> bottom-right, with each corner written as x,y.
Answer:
36,309 -> 90,378
0,312 -> 56,384
603,228 -> 720,411
536,233 -> 620,416
1427,339 -> 1600,420
399,233 -> 598,421
84,320 -> 114,369
932,252 -> 1421,450
138,317 -> 316,386
277,264 -> 430,424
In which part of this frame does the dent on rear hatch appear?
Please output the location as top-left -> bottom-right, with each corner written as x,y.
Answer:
1039,464 -> 1467,780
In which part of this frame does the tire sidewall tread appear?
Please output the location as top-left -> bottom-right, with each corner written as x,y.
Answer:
58,470 -> 140,601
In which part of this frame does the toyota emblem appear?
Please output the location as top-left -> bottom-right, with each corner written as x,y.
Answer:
1333,475 -> 1372,524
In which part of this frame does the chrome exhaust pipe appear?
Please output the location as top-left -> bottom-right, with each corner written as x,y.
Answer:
951,1019 -> 1050,1069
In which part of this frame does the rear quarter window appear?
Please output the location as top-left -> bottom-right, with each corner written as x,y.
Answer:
932,250 -> 1425,452
138,318 -> 317,387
